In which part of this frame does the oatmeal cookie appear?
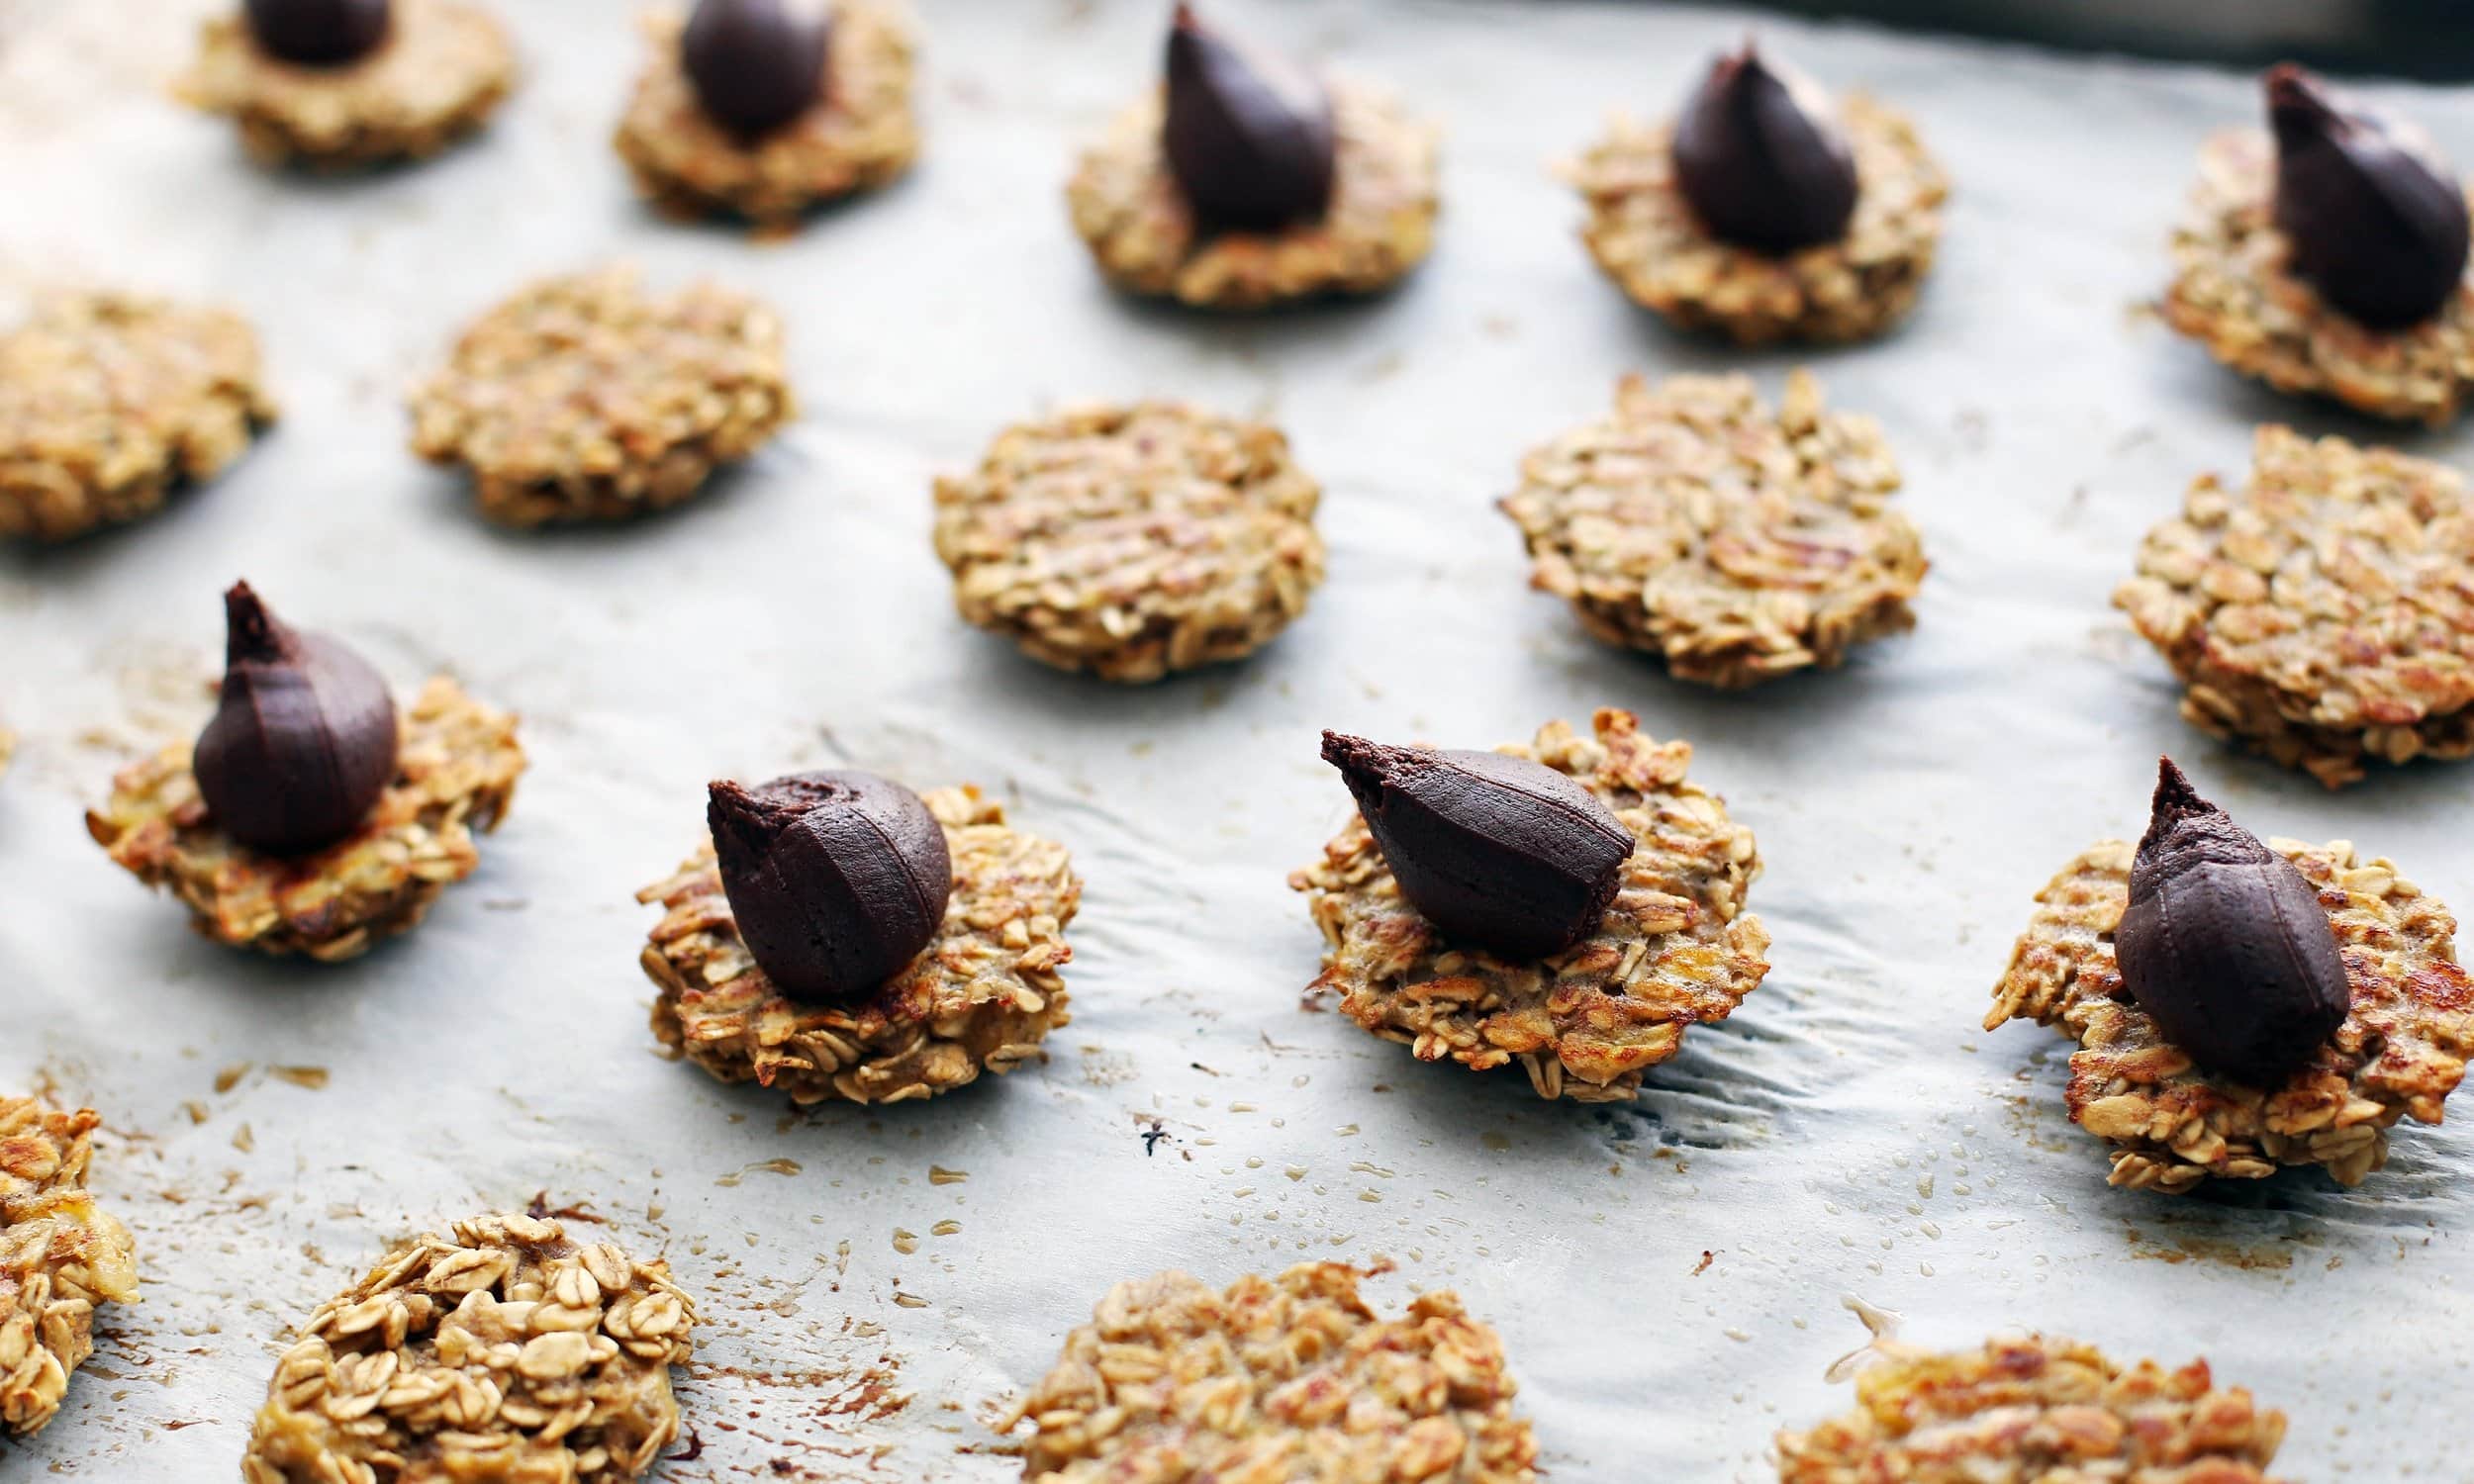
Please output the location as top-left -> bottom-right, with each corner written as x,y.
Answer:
1500,370 -> 1926,688
1068,82 -> 1439,310
177,0 -> 516,169
0,1099 -> 139,1439
1000,1261 -> 1537,1483
932,402 -> 1325,682
2164,130 -> 2474,425
613,2 -> 917,227
1567,97 -> 1946,346
1777,1335 -> 2286,1483
1989,835 -> 2474,1192
0,294 -> 274,542
1292,709 -> 1768,1102
87,676 -> 524,962
2116,425 -> 2474,788
241,1212 -> 693,1484
640,786 -> 1078,1106
409,266 -> 795,526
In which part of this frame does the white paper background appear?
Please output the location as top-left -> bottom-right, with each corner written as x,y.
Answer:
2,2 -> 2470,1478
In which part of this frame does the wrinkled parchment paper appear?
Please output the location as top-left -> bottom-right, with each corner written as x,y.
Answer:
3,1 -> 2470,1478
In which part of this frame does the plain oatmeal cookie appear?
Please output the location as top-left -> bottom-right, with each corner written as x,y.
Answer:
639,786 -> 1079,1106
0,1098 -> 139,1439
2164,130 -> 2474,425
1500,370 -> 1926,688
409,266 -> 795,526
177,0 -> 517,169
614,1 -> 918,227
241,1212 -> 694,1484
1068,82 -> 1440,310
1777,1335 -> 2287,1483
87,676 -> 525,962
1566,97 -> 1946,345
1988,835 -> 2474,1193
2116,425 -> 2474,788
1292,709 -> 1768,1103
932,402 -> 1326,682
0,293 -> 275,542
999,1261 -> 1537,1483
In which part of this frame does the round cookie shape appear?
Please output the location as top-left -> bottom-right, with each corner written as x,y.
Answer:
0,1097 -> 140,1440
613,0 -> 918,228
932,402 -> 1326,683
1566,93 -> 1945,345
1777,1335 -> 2287,1482
240,1213 -> 694,1484
88,675 -> 525,962
408,266 -> 794,526
0,294 -> 274,543
999,1262 -> 1538,1483
1290,709 -> 1769,1103
178,0 -> 516,169
2165,126 -> 2474,425
1987,835 -> 2474,1193
1499,370 -> 1927,688
638,784 -> 1079,1107
1068,80 -> 1439,310
2116,425 -> 2474,788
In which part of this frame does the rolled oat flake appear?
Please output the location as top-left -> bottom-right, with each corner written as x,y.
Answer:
2114,758 -> 2350,1087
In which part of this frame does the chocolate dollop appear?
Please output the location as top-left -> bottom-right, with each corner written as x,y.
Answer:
244,0 -> 391,65
683,0 -> 832,139
1670,42 -> 1859,252
1163,2 -> 1335,232
2267,64 -> 2469,329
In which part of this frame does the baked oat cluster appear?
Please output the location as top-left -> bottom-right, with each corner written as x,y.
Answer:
240,1212 -> 694,1484
1068,82 -> 1440,310
932,402 -> 1327,682
1776,1335 -> 2287,1483
2164,129 -> 2474,426
409,266 -> 795,526
1500,370 -> 1927,688
0,1097 -> 140,1439
88,676 -> 525,962
1567,97 -> 1947,345
178,0 -> 518,169
1293,709 -> 1768,1102
2116,425 -> 2474,788
0,293 -> 274,542
1002,1261 -> 1538,1483
1989,835 -> 2474,1192
639,785 -> 1080,1106
613,1 -> 919,227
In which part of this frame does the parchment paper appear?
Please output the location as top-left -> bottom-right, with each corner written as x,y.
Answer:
3,2 -> 2470,1478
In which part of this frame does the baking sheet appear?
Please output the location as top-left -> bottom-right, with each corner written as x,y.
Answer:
3,1 -> 2471,1478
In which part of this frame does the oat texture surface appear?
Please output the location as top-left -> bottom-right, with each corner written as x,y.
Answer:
0,294 -> 273,542
1000,1261 -> 1537,1483
0,1099 -> 138,1439
1291,708 -> 1768,1101
1567,95 -> 1947,345
1500,370 -> 1926,687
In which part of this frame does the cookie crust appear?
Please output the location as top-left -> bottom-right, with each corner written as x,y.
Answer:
1500,371 -> 1926,688
999,1261 -> 1538,1484
0,294 -> 274,542
639,786 -> 1079,1107
1291,709 -> 1768,1103
409,266 -> 795,526
1988,836 -> 2474,1192
87,676 -> 525,963
0,1098 -> 139,1439
1567,96 -> 1946,346
932,402 -> 1326,683
2163,130 -> 2474,426
240,1213 -> 694,1484
2116,425 -> 2474,788
1776,1336 -> 2286,1483
177,0 -> 516,169
1067,81 -> 1440,310
612,1 -> 919,228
